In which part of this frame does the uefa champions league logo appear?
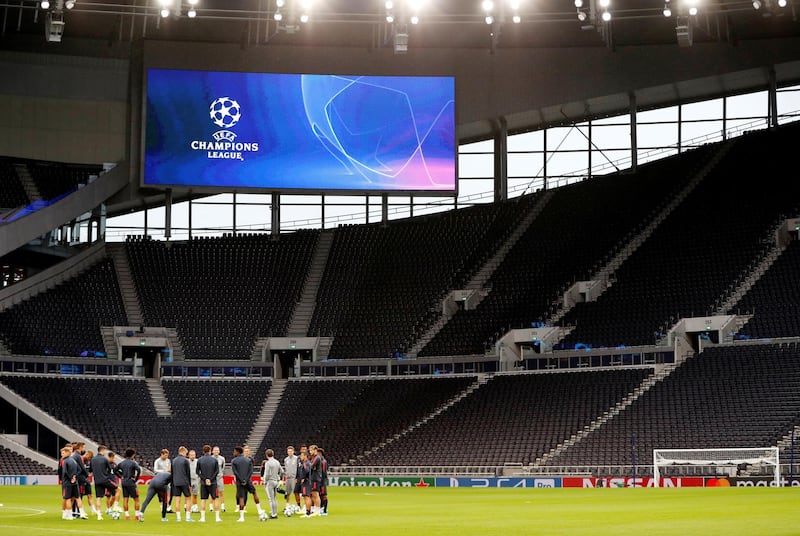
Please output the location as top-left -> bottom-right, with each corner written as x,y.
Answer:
210,97 -> 241,130
190,96 -> 259,161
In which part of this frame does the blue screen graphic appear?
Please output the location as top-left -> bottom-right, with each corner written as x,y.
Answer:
143,69 -> 456,193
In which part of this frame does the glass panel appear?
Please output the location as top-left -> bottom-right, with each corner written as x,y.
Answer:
777,86 -> 800,123
325,203 -> 366,227
280,195 -> 321,205
459,153 -> 493,178
546,126 -> 589,151
192,202 -> 231,233
235,203 -> 270,230
725,117 -> 768,139
169,201 -> 190,241
508,152 -> 544,178
508,130 -> 544,152
457,179 -> 493,204
726,91 -> 767,119
637,123 -> 678,151
591,124 -> 631,150
547,151 -> 588,178
681,120 -> 724,146
459,139 -> 493,154
637,106 -> 678,123
592,114 -> 628,126
281,203 -> 321,230
193,193 -> 234,204
681,99 -> 723,121
508,178 -> 543,197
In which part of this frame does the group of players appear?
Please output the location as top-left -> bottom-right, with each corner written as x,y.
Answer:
58,441 -> 329,523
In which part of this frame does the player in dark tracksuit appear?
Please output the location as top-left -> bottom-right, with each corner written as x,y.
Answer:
69,443 -> 90,518
318,447 -> 329,515
90,446 -> 115,519
308,445 -> 323,516
60,447 -> 83,520
298,450 -> 312,516
140,471 -> 172,522
172,447 -> 194,522
115,448 -> 142,520
197,444 -> 222,523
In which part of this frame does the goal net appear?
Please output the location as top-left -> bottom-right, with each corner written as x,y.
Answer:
653,447 -> 780,487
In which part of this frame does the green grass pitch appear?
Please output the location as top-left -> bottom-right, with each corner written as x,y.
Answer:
0,485 -> 795,535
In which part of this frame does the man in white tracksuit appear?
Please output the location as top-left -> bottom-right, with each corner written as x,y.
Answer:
261,449 -> 284,519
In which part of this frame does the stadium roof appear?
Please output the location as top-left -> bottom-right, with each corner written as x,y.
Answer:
0,0 -> 798,52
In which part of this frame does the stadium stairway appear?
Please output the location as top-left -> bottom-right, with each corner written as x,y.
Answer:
548,138 -> 736,329
0,340 -> 9,357
712,220 -> 789,317
407,190 -> 556,358
100,326 -> 118,359
287,230 -> 334,337
145,378 -> 172,417
350,374 -> 489,465
530,352 -> 696,469
12,163 -> 40,203
246,378 -> 283,450
106,243 -> 144,328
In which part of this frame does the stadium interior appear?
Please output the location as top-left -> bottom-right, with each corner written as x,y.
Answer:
0,0 -> 800,482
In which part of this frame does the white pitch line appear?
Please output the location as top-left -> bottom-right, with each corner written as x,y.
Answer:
0,524 -> 165,536
0,506 -> 46,517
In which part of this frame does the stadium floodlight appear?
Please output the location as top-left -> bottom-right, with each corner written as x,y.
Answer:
577,9 -> 587,20
574,0 -> 582,6
386,13 -> 394,22
410,14 -> 419,24
688,6 -> 697,15
65,0 -> 75,9
482,0 -> 494,11
300,0 -> 313,9
653,447 -> 780,488
663,3 -> 671,16
509,0 -> 520,9
188,0 -> 198,4
601,9 -> 611,21
752,0 -> 761,9
40,0 -> 50,8
187,7 -> 196,17
512,13 -> 521,23
300,12 -> 309,22
276,0 -> 285,6
484,14 -> 493,24
599,0 -> 609,7
160,8 -> 170,17
274,11 -> 283,20
778,0 -> 787,6
385,0 -> 393,8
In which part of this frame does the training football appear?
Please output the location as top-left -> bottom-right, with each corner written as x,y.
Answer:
0,484 -> 796,535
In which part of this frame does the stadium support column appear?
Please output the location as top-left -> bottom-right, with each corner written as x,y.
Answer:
629,92 -> 638,173
768,66 -> 778,129
492,117 -> 508,203
164,188 -> 172,240
271,192 -> 280,236
381,194 -> 388,227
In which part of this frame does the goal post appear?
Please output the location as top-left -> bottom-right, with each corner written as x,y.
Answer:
653,447 -> 780,487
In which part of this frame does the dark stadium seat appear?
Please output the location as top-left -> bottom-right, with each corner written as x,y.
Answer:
0,446 -> 55,475
420,146 -> 715,357
0,159 -> 29,209
256,375 -> 475,466
356,369 -> 652,467
126,232 -> 318,360
559,122 -> 800,349
544,343 -> 800,469
0,375 -> 270,471
0,258 -> 127,356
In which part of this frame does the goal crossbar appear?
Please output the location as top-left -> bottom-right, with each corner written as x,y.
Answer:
653,447 -> 779,487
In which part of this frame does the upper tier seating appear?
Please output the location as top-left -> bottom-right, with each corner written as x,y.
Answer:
0,375 -> 270,470
256,375 -> 475,466
420,146 -> 714,357
0,159 -> 28,209
357,368 -> 652,466
559,123 -> 800,349
0,446 -> 55,475
310,196 -> 539,359
544,343 -> 800,468
126,232 -> 318,360
0,258 -> 127,356
735,240 -> 800,339
27,161 -> 103,201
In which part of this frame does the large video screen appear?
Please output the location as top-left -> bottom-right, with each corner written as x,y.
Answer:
143,69 -> 456,194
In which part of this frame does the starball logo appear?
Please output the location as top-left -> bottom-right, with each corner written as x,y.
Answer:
189,97 -> 260,161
